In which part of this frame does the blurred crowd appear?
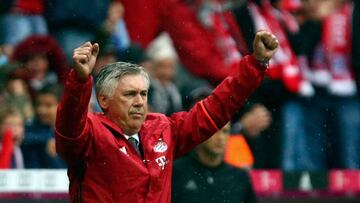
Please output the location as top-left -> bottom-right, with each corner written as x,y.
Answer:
0,0 -> 359,176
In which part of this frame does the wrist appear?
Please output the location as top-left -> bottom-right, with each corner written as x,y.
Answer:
71,69 -> 91,83
253,54 -> 270,67
231,122 -> 244,134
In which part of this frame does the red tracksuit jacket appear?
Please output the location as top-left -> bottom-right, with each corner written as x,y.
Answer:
55,55 -> 265,203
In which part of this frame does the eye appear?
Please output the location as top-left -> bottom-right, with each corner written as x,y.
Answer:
141,91 -> 148,97
124,92 -> 136,97
223,129 -> 230,134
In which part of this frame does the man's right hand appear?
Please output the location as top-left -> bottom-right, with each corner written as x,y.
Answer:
240,104 -> 272,137
73,42 -> 100,80
253,30 -> 279,64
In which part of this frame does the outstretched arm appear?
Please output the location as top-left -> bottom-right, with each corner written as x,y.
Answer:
203,30 -> 278,132
172,30 -> 279,158
55,42 -> 99,164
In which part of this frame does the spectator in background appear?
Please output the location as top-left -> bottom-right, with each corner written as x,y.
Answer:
94,1 -> 130,56
305,0 -> 360,169
231,0 -> 308,169
275,0 -> 316,171
93,1 -> 151,73
172,88 -> 257,203
147,33 -> 183,115
1,77 -> 34,122
0,44 -> 14,67
45,0 -> 111,59
0,0 -> 48,46
118,0 -> 248,85
21,86 -> 66,168
1,43 -> 17,95
172,122 -> 257,203
11,35 -> 69,98
0,106 -> 24,169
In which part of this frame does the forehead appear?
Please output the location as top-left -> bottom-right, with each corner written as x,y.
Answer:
117,74 -> 148,90
36,94 -> 58,103
221,122 -> 231,131
4,114 -> 23,123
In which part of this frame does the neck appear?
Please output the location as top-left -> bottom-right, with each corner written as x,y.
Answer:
195,148 -> 223,168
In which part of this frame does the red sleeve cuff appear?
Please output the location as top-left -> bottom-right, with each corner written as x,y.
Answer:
248,55 -> 268,71
69,69 -> 92,84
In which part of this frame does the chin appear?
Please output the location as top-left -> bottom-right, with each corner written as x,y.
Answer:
212,149 -> 225,155
128,123 -> 143,132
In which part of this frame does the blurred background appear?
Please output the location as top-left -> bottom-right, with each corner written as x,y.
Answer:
0,0 -> 359,202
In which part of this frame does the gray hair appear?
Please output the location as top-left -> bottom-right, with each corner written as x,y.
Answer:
95,62 -> 150,98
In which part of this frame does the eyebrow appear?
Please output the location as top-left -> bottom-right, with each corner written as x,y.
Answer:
123,89 -> 148,94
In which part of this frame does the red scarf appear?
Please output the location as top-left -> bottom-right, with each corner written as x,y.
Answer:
248,0 -> 306,94
0,128 -> 14,169
196,1 -> 248,70
312,2 -> 356,96
13,0 -> 44,15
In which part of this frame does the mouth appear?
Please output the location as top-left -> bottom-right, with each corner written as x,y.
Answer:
214,144 -> 225,149
130,112 -> 144,118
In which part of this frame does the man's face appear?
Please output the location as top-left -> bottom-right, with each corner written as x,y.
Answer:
36,93 -> 59,126
154,58 -> 176,85
201,123 -> 230,156
102,74 -> 148,135
25,54 -> 49,79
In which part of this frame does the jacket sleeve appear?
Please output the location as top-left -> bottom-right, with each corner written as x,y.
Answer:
55,70 -> 93,166
170,55 -> 266,158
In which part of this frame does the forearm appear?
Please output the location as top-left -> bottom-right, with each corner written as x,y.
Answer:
172,55 -> 265,158
55,70 -> 93,138
202,55 -> 266,129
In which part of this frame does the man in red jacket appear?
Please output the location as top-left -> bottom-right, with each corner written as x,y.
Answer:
55,30 -> 278,202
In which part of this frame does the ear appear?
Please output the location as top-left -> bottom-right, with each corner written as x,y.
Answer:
98,94 -> 109,110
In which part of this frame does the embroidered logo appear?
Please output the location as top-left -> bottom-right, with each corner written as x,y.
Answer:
153,139 -> 168,153
155,156 -> 168,170
119,146 -> 128,156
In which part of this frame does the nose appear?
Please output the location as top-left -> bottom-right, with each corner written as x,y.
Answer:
133,94 -> 144,107
215,133 -> 228,144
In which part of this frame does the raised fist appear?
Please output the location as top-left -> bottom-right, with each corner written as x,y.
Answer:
253,30 -> 279,64
73,42 -> 100,80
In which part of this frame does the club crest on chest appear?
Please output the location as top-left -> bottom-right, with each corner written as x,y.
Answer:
153,138 -> 168,153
